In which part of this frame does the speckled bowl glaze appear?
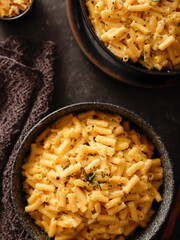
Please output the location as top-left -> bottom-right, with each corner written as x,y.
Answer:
0,0 -> 34,21
11,102 -> 174,240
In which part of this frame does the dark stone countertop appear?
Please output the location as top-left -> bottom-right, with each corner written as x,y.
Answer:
0,1 -> 179,239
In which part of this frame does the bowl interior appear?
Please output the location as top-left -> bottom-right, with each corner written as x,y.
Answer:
11,102 -> 174,240
79,0 -> 180,76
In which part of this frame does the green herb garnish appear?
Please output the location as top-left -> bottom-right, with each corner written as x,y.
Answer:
82,167 -> 101,190
151,0 -> 160,2
83,167 -> 89,179
89,172 -> 96,181
92,179 -> 102,190
64,162 -> 71,169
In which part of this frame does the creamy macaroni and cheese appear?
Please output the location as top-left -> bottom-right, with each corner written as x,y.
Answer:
0,0 -> 32,18
22,111 -> 163,240
86,0 -> 180,70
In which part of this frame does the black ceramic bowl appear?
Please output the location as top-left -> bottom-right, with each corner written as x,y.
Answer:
78,0 -> 180,78
11,102 -> 174,240
0,0 -> 34,21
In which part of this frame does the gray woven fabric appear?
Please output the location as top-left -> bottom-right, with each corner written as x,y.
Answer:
0,56 -> 43,171
0,36 -> 55,240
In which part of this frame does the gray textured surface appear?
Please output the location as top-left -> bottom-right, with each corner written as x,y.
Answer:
0,0 -> 180,239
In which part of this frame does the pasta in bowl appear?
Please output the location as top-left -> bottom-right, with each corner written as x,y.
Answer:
11,103 -> 174,240
81,0 -> 180,72
0,0 -> 34,20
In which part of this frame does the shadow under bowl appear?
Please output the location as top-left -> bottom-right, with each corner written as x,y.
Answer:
78,0 -> 180,78
0,0 -> 34,21
11,102 -> 174,240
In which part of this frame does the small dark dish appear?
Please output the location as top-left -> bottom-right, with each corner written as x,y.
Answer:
66,0 -> 180,88
11,102 -> 174,240
0,0 -> 34,21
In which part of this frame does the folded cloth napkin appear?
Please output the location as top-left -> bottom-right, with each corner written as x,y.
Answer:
0,36 -> 55,240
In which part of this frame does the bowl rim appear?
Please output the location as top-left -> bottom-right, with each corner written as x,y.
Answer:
11,102 -> 175,240
79,0 -> 180,76
0,0 -> 34,21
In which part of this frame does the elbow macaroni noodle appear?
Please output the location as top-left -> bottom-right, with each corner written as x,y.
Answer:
22,111 -> 163,240
85,0 -> 180,70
